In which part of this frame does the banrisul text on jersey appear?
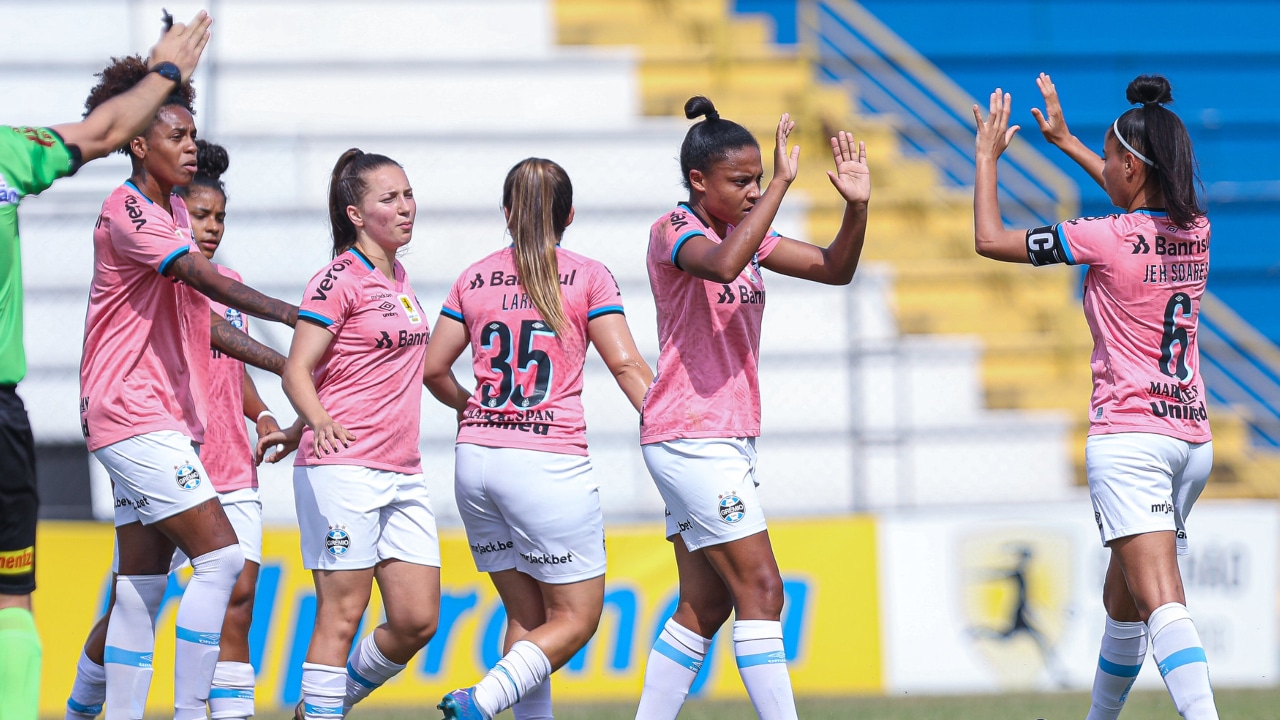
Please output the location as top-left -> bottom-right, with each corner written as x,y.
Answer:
1026,208 -> 1211,443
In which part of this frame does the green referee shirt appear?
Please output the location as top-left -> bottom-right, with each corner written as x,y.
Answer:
0,125 -> 80,386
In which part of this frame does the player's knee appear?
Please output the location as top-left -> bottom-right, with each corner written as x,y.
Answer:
681,596 -> 733,635
745,571 -> 785,619
191,544 -> 244,585
391,613 -> 437,649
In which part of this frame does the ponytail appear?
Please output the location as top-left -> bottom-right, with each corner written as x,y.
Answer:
679,95 -> 758,191
327,148 -> 401,258
176,139 -> 228,201
1111,75 -> 1205,230
502,158 -> 573,335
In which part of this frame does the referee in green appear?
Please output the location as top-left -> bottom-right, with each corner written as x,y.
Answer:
0,12 -> 213,720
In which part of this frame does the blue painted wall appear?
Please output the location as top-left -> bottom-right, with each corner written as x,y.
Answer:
735,0 -> 1280,341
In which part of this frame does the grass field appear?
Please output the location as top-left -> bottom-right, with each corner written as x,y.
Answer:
328,688 -> 1280,720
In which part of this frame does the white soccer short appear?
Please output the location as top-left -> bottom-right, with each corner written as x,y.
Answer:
1086,432 -> 1213,555
111,487 -> 264,572
97,431 -> 217,526
642,437 -> 768,552
454,443 -> 605,584
293,465 -> 440,571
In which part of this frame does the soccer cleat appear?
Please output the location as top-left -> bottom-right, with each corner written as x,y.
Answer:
437,687 -> 486,720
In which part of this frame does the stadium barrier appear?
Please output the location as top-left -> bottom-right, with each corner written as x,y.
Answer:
34,517 -> 881,713
34,501 -> 1275,711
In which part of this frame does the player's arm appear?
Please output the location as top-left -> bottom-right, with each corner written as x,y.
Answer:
587,314 -> 654,413
1031,72 -> 1105,188
51,12 -> 213,163
761,131 -> 870,285
677,114 -> 799,283
422,317 -> 472,413
973,89 -> 1033,264
210,310 -> 285,375
170,252 -> 298,326
281,321 -> 353,456
241,370 -> 284,464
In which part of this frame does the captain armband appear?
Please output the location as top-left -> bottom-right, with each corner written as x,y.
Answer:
1026,224 -> 1072,267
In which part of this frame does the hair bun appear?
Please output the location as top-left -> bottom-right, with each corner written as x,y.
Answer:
195,139 -> 229,180
1127,74 -> 1173,106
684,95 -> 720,122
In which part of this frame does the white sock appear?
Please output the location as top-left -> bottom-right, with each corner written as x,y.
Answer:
1087,615 -> 1147,720
1148,602 -> 1218,720
472,640 -> 552,718
732,620 -> 797,720
174,545 -> 245,720
104,575 -> 167,720
65,649 -> 107,719
343,633 -> 405,711
635,618 -> 712,720
511,677 -> 552,720
301,663 -> 346,720
209,660 -> 256,719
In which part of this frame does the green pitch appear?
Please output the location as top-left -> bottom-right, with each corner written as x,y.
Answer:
292,688 -> 1280,720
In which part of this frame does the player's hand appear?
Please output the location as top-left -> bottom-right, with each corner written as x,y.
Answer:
973,88 -> 1020,162
256,420 -> 301,465
826,131 -> 869,205
1031,72 -> 1071,147
147,10 -> 213,83
312,419 -> 355,456
771,113 -> 800,187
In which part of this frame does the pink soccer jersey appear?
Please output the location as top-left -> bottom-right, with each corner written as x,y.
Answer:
80,183 -> 210,452
203,263 -> 257,492
641,203 -> 781,445
442,246 -> 625,455
295,248 -> 430,474
1027,209 -> 1211,443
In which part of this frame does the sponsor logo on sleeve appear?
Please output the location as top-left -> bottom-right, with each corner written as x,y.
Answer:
0,547 -> 35,575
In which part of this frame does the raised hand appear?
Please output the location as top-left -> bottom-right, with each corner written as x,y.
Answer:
1030,72 -> 1072,147
973,88 -> 1020,162
771,112 -> 800,186
826,131 -> 869,205
147,10 -> 213,83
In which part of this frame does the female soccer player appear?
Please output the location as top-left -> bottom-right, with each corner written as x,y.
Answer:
0,14 -> 210,718
973,74 -> 1216,720
64,140 -> 285,720
269,149 -> 439,720
635,97 -> 871,720
78,59 -> 297,720
422,158 -> 654,720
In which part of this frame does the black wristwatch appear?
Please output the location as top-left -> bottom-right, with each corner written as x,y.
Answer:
150,61 -> 181,84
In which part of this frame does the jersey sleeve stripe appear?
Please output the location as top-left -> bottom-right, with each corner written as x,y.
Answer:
440,306 -> 465,323
157,246 -> 190,275
1056,223 -> 1078,264
587,305 -> 625,319
298,310 -> 335,327
671,231 -> 706,270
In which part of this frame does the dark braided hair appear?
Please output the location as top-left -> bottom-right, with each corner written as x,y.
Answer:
82,55 -> 196,156
175,140 -> 228,201
679,96 -> 758,191
1110,75 -> 1205,230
